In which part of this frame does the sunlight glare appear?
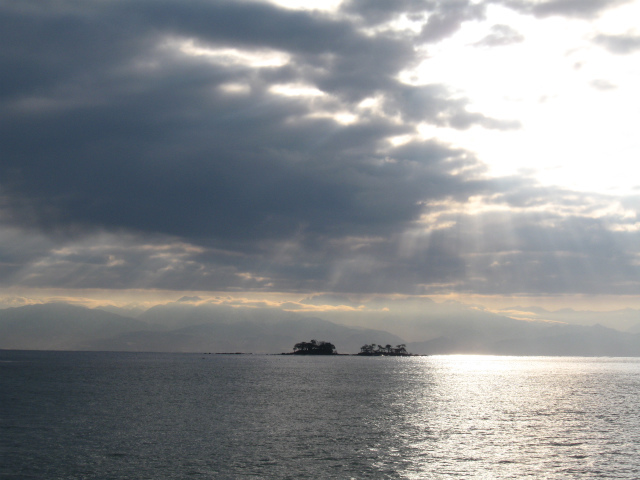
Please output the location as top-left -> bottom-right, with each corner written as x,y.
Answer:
175,40 -> 290,68
269,83 -> 325,97
407,3 -> 640,194
264,0 -> 343,12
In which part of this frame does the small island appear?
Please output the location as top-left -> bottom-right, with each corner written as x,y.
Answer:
292,339 -> 337,355
284,340 -> 414,356
357,343 -> 412,356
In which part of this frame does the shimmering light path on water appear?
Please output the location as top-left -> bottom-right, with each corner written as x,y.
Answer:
2,352 -> 640,479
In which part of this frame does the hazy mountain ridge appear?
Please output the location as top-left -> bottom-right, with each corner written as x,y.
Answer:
407,323 -> 640,356
3,301 -> 640,355
0,303 -> 403,354
490,324 -> 640,356
138,302 -> 308,329
0,303 -> 148,350
312,300 -> 543,343
497,306 -> 640,332
87,318 -> 405,354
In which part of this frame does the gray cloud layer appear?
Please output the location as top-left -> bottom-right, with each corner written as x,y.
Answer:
1,0 -> 639,297
499,0 -> 633,18
594,32 -> 640,54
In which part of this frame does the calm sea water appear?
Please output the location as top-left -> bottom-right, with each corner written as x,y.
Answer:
1,351 -> 640,479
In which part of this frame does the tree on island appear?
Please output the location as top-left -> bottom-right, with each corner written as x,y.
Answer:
358,343 -> 410,356
293,339 -> 337,355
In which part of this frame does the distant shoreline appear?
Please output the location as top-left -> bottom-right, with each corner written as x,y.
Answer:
205,352 -> 423,356
280,352 -> 421,356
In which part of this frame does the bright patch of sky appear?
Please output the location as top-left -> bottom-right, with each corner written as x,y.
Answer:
267,0 -> 343,11
265,0 -> 640,195
173,40 -> 291,67
407,2 -> 640,194
173,1 -> 638,210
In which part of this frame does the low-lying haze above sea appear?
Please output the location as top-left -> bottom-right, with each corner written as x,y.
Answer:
3,351 -> 640,479
3,299 -> 640,356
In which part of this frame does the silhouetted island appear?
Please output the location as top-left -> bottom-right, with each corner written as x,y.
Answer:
283,340 -> 414,356
357,343 -> 412,356
290,339 -> 337,355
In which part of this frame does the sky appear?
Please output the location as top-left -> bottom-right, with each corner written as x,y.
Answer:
1,0 -> 640,314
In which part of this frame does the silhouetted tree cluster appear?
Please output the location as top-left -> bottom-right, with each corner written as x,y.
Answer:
358,343 -> 410,356
293,339 -> 337,355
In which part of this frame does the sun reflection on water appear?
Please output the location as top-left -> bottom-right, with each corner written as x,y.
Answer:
4,353 -> 640,478
390,356 -> 640,479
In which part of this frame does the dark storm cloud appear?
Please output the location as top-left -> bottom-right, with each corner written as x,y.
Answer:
321,184 -> 638,296
1,0 -> 637,297
343,0 -> 487,43
248,189 -> 640,296
594,32 -> 640,54
3,189 -> 639,296
340,0 -> 486,37
340,0 -> 436,25
457,213 -> 640,296
0,0 -> 514,245
418,1 -> 486,42
441,186 -> 640,296
345,0 -> 631,30
1,231 -> 273,291
385,84 -> 522,129
0,228 -> 58,286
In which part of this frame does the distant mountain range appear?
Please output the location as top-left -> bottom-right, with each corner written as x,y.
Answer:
495,305 -> 640,332
2,301 -> 640,356
0,303 -> 148,351
0,302 -> 403,354
406,320 -> 640,356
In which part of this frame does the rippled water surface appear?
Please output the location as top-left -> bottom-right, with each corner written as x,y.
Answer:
2,351 -> 640,479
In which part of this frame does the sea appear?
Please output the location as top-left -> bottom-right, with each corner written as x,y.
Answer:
2,351 -> 640,479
